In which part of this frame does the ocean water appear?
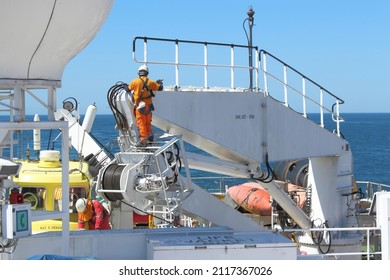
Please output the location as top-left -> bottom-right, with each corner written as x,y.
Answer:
339,113 -> 390,185
2,113 -> 390,188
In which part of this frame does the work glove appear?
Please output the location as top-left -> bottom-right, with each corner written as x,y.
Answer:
156,79 -> 163,91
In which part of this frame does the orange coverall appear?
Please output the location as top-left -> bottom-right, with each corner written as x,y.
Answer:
128,77 -> 160,143
77,200 -> 111,230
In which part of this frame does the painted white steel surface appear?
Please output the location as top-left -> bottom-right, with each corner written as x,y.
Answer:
55,109 -> 110,165
1,228 -> 295,260
0,0 -> 114,83
152,90 -> 348,165
147,233 -> 297,260
376,192 -> 390,260
180,178 -> 263,230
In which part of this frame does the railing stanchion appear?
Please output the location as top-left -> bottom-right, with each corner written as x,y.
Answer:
175,40 -> 179,88
302,77 -> 307,117
336,99 -> 340,137
367,228 -> 370,260
283,65 -> 288,107
230,46 -> 235,89
143,38 -> 148,64
320,89 -> 324,127
262,52 -> 268,95
204,43 -> 208,89
255,48 -> 259,90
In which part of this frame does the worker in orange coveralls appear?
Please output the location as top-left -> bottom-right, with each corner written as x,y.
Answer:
76,198 -> 111,230
128,65 -> 163,146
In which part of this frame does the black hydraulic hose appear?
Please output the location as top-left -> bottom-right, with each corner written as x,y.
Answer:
317,221 -> 331,254
107,82 -> 130,131
251,153 -> 275,183
311,219 -> 332,254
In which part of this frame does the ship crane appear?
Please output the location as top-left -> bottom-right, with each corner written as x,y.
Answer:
96,87 -> 263,230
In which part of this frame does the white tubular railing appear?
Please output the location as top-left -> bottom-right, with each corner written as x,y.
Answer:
132,37 -> 259,91
259,50 -> 345,135
356,181 -> 390,199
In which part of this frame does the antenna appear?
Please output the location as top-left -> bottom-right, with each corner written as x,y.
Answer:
247,7 -> 255,91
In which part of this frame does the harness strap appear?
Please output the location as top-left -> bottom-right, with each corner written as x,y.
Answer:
134,78 -> 154,106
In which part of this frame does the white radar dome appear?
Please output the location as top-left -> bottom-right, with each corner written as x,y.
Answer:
0,0 -> 114,85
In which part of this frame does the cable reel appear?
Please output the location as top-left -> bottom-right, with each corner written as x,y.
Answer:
96,160 -> 152,213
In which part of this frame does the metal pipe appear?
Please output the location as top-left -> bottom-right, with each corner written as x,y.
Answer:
204,43 -> 208,88
230,45 -> 235,89
247,7 -> 255,91
175,40 -> 179,87
283,65 -> 288,107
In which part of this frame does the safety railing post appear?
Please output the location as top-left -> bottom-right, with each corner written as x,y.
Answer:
302,77 -> 307,117
175,40 -> 179,88
230,45 -> 235,89
143,38 -> 148,64
320,89 -> 324,127
255,48 -> 259,90
204,43 -> 208,89
336,99 -> 340,137
283,65 -> 288,107
262,52 -> 268,95
366,228 -> 370,260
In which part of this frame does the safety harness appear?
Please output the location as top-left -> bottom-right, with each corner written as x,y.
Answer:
133,77 -> 154,107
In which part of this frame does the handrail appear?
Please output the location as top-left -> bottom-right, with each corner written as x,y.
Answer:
281,226 -> 381,260
356,181 -> 390,199
132,37 -> 345,136
260,50 -> 344,103
132,36 -> 259,90
259,49 -> 344,136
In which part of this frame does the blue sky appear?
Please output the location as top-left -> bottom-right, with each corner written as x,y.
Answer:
54,0 -> 389,115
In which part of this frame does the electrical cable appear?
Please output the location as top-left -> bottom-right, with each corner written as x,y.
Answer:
101,164 -> 125,201
251,153 -> 275,183
317,220 -> 331,254
310,219 -> 332,254
0,238 -> 19,254
162,143 -> 182,184
242,18 -> 249,46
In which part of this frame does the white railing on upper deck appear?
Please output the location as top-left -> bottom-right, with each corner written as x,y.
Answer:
132,37 -> 345,136
259,50 -> 345,136
356,181 -> 390,200
132,36 -> 259,90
